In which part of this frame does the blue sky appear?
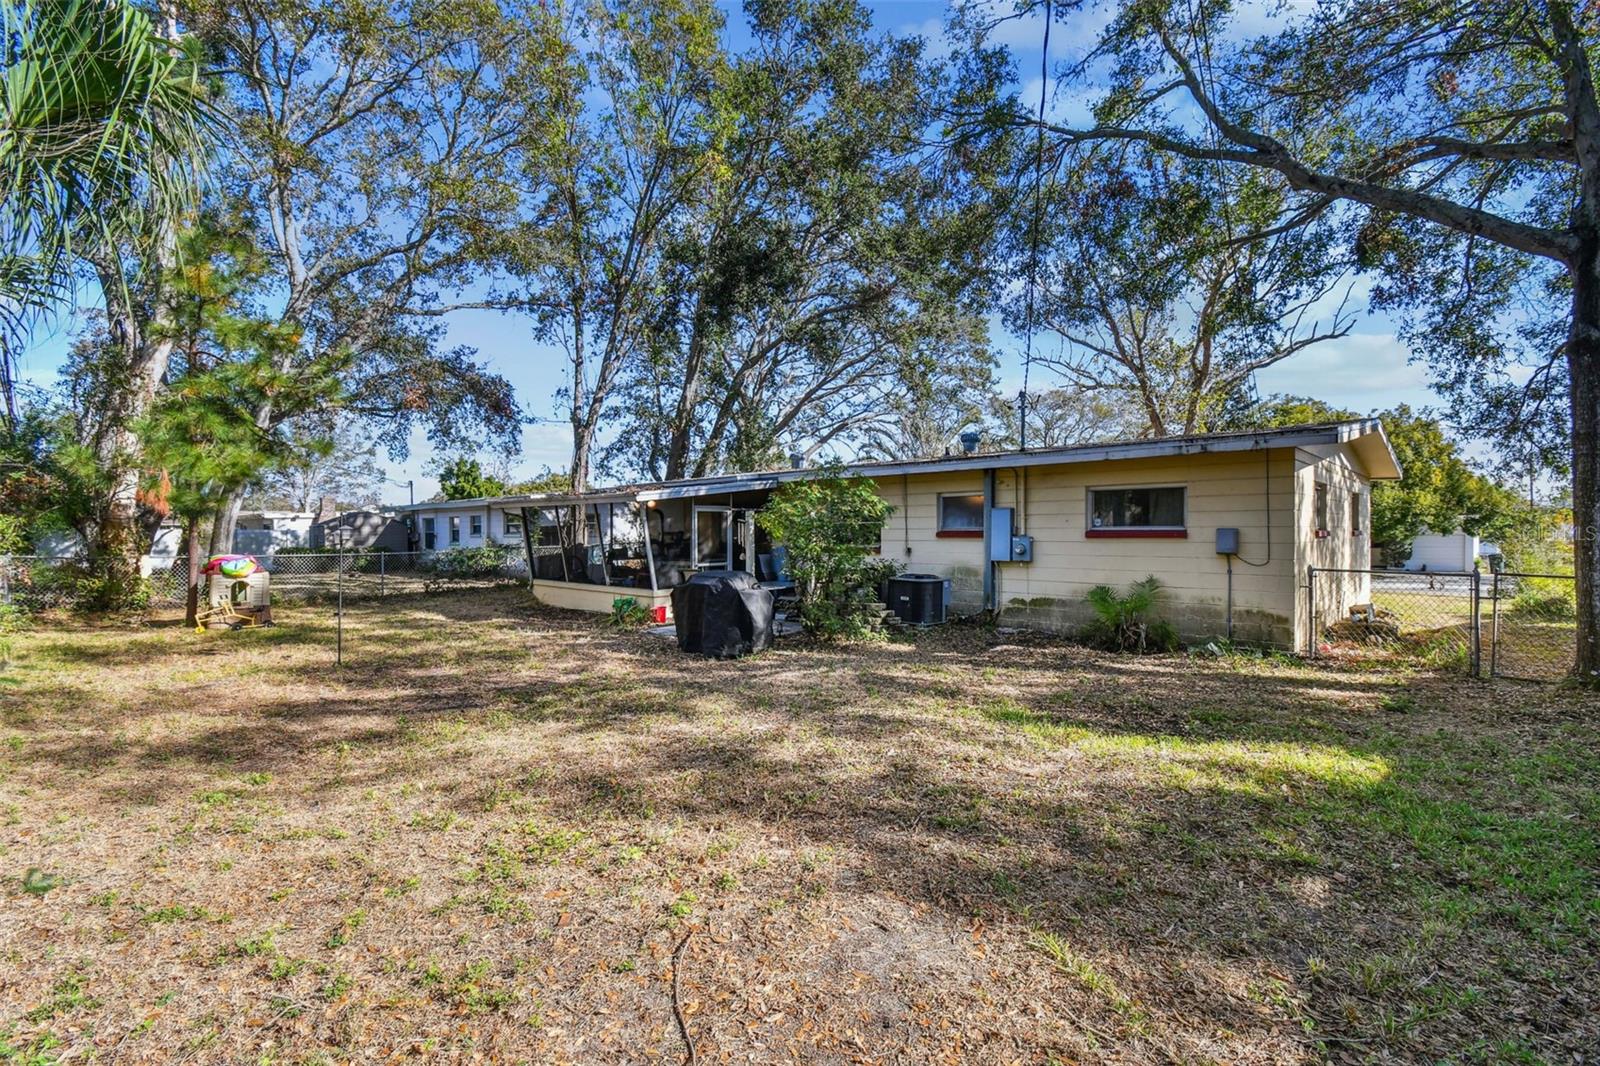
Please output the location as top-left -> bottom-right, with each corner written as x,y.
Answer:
17,0 -> 1446,503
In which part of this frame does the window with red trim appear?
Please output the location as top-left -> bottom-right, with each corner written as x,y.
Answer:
1087,486 -> 1185,536
937,493 -> 984,537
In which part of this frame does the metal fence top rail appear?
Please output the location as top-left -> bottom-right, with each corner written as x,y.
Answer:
1312,566 -> 1479,577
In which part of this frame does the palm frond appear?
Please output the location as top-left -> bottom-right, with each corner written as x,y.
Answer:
1121,575 -> 1165,615
0,0 -> 219,346
1085,583 -> 1120,621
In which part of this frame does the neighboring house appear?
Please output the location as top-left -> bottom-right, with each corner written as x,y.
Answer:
1401,532 -> 1480,573
389,420 -> 1400,649
308,497 -> 410,551
396,500 -> 528,553
234,511 -> 316,555
34,523 -> 183,566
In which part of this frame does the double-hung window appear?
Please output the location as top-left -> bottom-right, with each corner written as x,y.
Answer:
449,516 -> 461,544
504,511 -> 523,537
1087,486 -> 1186,536
422,517 -> 436,550
470,514 -> 484,538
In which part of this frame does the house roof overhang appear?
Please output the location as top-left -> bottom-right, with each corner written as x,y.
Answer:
386,419 -> 1402,512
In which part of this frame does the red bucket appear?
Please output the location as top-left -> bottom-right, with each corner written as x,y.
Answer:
651,605 -> 668,624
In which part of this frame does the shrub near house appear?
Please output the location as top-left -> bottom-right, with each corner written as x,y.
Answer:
756,471 -> 895,639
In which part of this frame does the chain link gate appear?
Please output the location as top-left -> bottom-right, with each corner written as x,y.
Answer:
1308,565 -> 1577,680
1487,571 -> 1582,681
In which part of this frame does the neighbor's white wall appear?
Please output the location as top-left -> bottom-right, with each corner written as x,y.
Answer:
1404,533 -> 1478,573
413,504 -> 513,550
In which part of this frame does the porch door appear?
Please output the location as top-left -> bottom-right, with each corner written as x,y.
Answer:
692,506 -> 758,574
693,506 -> 731,571
731,509 -> 756,574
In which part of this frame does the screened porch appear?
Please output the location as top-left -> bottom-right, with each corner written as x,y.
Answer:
512,486 -> 790,605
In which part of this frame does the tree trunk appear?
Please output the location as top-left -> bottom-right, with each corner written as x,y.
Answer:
664,292 -> 710,481
184,515 -> 201,627
89,315 -> 175,606
208,488 -> 245,559
571,416 -> 595,495
1570,228 -> 1600,681
81,9 -> 185,608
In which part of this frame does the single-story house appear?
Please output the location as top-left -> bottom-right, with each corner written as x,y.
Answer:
234,510 -> 316,555
392,419 -> 1401,649
310,509 -> 410,551
398,500 -> 526,553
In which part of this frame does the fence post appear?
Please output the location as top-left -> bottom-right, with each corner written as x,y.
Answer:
1490,571 -> 1502,679
0,554 -> 10,607
1306,565 -> 1317,658
336,549 -> 344,668
1470,565 -> 1482,678
380,551 -> 386,598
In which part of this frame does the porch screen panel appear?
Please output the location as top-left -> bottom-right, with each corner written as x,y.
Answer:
531,508 -> 566,581
646,500 -> 692,589
605,503 -> 653,589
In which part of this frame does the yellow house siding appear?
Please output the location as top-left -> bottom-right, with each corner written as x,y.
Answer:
874,449 -> 1301,645
1293,444 -> 1375,648
875,471 -> 987,611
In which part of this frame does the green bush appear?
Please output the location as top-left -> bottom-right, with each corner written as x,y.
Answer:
756,469 -> 894,640
858,557 -> 905,600
422,547 -> 513,579
18,561 -> 150,612
1507,576 -> 1577,619
1080,575 -> 1178,653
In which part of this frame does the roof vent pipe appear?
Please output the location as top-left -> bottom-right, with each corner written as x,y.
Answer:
788,451 -> 805,469
959,430 -> 981,455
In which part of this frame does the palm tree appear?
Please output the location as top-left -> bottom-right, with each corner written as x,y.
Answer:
0,0 -> 216,427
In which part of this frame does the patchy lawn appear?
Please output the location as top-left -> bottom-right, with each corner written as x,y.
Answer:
0,589 -> 1595,1064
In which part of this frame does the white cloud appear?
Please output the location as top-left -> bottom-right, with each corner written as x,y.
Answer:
1254,332 -> 1438,413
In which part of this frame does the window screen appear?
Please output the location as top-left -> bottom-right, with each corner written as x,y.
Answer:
449,516 -> 461,544
504,511 -> 523,536
422,517 -> 436,550
1350,492 -> 1362,535
1313,483 -> 1330,534
470,514 -> 483,537
1089,487 -> 1185,529
938,493 -> 984,532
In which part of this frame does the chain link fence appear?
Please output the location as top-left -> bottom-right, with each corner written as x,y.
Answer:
1,546 -> 537,613
1308,566 -> 1577,680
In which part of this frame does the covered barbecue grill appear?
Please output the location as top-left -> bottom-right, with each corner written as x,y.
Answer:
670,570 -> 774,658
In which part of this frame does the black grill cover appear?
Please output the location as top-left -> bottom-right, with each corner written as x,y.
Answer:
671,571 -> 775,658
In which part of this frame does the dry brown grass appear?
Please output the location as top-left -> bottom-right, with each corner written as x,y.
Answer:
0,589 -> 1596,1064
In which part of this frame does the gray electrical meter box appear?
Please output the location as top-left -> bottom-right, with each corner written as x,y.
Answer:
1215,527 -> 1240,555
988,507 -> 1013,561
987,509 -> 1034,562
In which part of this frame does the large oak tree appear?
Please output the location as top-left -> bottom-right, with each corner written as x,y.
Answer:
995,0 -> 1600,678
